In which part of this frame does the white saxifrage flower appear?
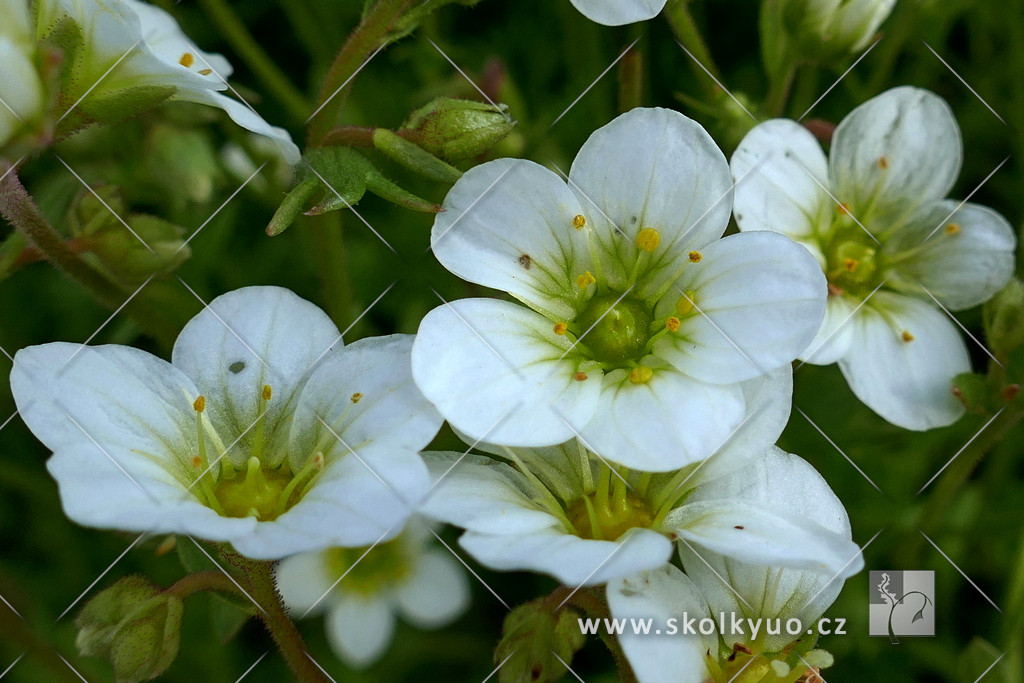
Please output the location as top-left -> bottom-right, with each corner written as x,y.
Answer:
732,86 -> 1016,430
569,0 -> 667,26
420,368 -> 861,587
413,107 -> 826,472
33,0 -> 300,162
276,519 -> 470,669
0,0 -> 44,147
10,287 -> 442,559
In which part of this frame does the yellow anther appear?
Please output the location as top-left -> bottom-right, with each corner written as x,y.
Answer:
945,223 -> 961,235
312,452 -> 325,468
688,251 -> 702,263
553,321 -> 568,335
843,257 -> 859,272
572,214 -> 587,230
837,202 -> 852,216
179,52 -> 195,68
573,371 -> 589,382
675,291 -> 696,316
665,316 -> 681,332
191,455 -> 203,469
351,392 -> 363,403
193,396 -> 206,413
628,367 -> 654,384
576,271 -> 596,289
635,227 -> 661,252
198,68 -> 212,76
878,156 -> 890,169
901,330 -> 915,343
262,385 -> 273,401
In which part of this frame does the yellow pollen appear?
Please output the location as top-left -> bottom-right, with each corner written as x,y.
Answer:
688,251 -> 702,263
576,271 -> 596,289
351,392 -> 363,403
262,385 -> 272,401
628,367 -> 654,384
635,227 -> 661,252
945,223 -> 961,235
901,330 -> 915,343
665,316 -> 681,332
675,291 -> 696,316
572,214 -> 587,230
179,52 -> 195,68
553,321 -> 568,335
573,371 -> 589,382
878,156 -> 889,169
191,455 -> 203,468
198,68 -> 212,76
843,257 -> 859,272
193,396 -> 206,413
312,452 -> 325,468
837,202 -> 852,215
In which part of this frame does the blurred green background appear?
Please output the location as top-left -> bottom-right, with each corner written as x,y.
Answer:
1,0 -> 1023,680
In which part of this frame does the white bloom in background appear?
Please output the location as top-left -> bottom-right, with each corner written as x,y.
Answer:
0,0 -> 44,147
732,86 -> 1016,430
10,287 -> 442,559
413,107 -> 826,472
276,519 -> 470,669
34,0 -> 300,162
569,0 -> 667,26
791,0 -> 895,54
421,368 -> 861,587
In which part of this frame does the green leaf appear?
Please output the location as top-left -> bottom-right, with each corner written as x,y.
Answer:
209,597 -> 255,644
957,637 -> 1009,683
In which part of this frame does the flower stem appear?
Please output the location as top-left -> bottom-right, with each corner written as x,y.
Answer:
765,64 -> 797,117
663,0 -> 721,98
196,0 -> 311,122
549,586 -> 638,683
164,570 -> 245,601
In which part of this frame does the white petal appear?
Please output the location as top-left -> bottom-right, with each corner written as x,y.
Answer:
0,38 -> 43,142
171,286 -> 340,468
838,292 -> 969,429
569,0 -> 667,25
731,119 -> 832,240
126,0 -> 234,83
654,231 -> 827,383
411,298 -> 602,447
606,565 -> 712,683
800,294 -> 860,365
325,596 -> 396,669
576,366 -> 746,472
395,550 -> 470,628
569,108 -> 733,296
181,90 -> 301,164
275,551 -> 335,616
419,453 -> 562,535
430,159 -> 589,321
460,527 -> 672,586
289,334 -> 442,471
830,87 -> 961,222
883,200 -> 1016,311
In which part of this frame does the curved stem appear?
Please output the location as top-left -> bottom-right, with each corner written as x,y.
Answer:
164,570 -> 245,601
664,0 -> 721,98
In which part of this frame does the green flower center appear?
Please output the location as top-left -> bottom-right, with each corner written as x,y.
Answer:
324,538 -> 413,595
824,228 -> 882,296
565,490 -> 655,541
576,294 -> 654,364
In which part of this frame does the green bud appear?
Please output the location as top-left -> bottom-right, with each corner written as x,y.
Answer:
984,279 -> 1024,359
76,576 -> 184,683
145,125 -> 222,204
373,129 -> 463,184
402,98 -> 515,162
761,0 -> 895,72
495,601 -> 585,683
951,372 -> 991,414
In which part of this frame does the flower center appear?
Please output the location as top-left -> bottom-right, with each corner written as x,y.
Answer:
824,229 -> 881,296
576,294 -> 654,363
565,491 -> 655,541
324,538 -> 413,595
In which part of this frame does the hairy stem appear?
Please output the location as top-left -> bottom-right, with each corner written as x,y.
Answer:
164,570 -> 247,601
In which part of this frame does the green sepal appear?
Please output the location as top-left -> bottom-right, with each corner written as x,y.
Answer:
373,128 -> 463,183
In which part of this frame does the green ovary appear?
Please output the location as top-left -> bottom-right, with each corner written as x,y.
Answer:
325,538 -> 412,594
575,294 -> 654,363
565,491 -> 655,541
824,229 -> 882,296
214,463 -> 294,520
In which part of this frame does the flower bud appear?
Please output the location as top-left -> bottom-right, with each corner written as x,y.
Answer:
145,125 -> 222,204
984,279 -> 1024,359
494,600 -> 585,683
0,0 -> 45,148
762,0 -> 895,70
401,98 -> 515,162
75,576 -> 184,683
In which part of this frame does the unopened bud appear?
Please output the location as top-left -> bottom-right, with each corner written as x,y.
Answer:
145,125 -> 222,203
495,600 -> 585,683
402,98 -> 515,162
762,0 -> 895,72
984,279 -> 1024,358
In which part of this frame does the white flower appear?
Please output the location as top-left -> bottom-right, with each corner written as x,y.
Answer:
10,286 -> 442,559
732,86 -> 1016,430
790,0 -> 895,54
677,447 -> 861,653
420,367 -> 861,587
0,0 -> 44,147
569,0 -> 667,26
276,519 -> 470,669
412,107 -> 826,471
34,0 -> 300,162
